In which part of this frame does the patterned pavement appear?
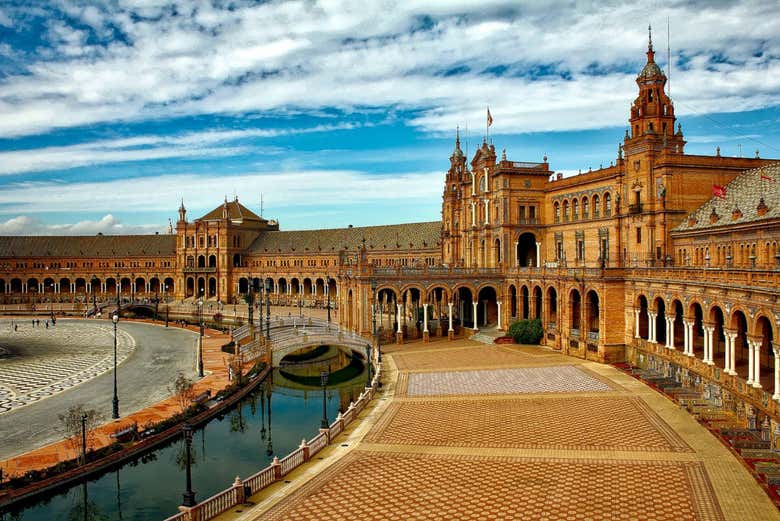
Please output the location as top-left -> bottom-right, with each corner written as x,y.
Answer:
403,365 -> 613,396
222,337 -> 780,521
261,451 -> 723,521
0,320 -> 134,413
365,396 -> 692,452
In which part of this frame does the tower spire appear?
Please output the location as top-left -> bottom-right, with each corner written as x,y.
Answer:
646,24 -> 655,63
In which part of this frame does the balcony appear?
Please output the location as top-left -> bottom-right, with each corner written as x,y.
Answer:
183,266 -> 217,273
628,203 -> 642,214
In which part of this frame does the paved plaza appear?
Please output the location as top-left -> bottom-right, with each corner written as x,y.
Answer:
218,337 -> 780,521
0,320 -> 134,413
0,319 -> 197,461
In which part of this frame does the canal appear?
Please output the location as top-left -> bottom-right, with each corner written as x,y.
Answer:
0,346 -> 369,521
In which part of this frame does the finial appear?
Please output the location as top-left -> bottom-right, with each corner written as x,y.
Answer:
543,154 -> 548,163
648,24 -> 653,50
618,143 -> 623,160
456,125 -> 460,146
755,149 -> 760,159
716,146 -> 720,157
501,148 -> 506,161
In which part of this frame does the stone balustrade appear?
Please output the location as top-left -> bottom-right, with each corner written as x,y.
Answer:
163,356 -> 381,521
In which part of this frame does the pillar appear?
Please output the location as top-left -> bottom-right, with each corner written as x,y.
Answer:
497,301 -> 503,331
422,303 -> 429,343
396,303 -> 403,344
747,339 -> 755,385
647,312 -> 656,343
704,326 -> 714,365
535,242 -> 541,268
752,340 -> 762,388
634,310 -> 641,339
448,302 -> 454,340
667,318 -> 675,349
773,348 -> 780,401
723,330 -> 731,374
514,241 -> 519,267
472,301 -> 479,332
726,332 -> 737,375
484,199 -> 490,225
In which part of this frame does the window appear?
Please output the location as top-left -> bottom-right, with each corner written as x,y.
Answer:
529,206 -> 536,221
604,193 -> 612,216
572,199 -> 579,220
582,198 -> 589,218
519,206 -> 526,222
593,195 -> 600,217
563,201 -> 570,221
556,241 -> 563,260
636,227 -> 642,244
554,202 -> 560,223
577,240 -> 585,260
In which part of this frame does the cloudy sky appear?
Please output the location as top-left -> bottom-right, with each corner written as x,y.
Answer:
0,0 -> 779,235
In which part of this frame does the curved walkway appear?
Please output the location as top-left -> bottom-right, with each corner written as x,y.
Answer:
0,319 -> 232,478
217,337 -> 780,521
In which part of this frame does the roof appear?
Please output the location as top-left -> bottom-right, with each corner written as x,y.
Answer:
198,198 -> 264,222
673,163 -> 780,233
0,234 -> 176,258
248,221 -> 441,254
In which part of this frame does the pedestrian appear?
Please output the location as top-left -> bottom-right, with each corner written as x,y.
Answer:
36,319 -> 40,327
31,319 -> 35,327
14,324 -> 17,332
45,321 -> 49,329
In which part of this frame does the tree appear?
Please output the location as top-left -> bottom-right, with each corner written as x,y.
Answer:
58,405 -> 104,461
169,372 -> 196,414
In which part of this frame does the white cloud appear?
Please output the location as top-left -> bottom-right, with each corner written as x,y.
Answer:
0,1 -> 778,137
0,214 -> 162,235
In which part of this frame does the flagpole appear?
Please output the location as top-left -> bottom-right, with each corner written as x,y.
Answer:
486,106 -> 489,144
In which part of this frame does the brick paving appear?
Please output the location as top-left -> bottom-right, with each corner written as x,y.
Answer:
403,365 -> 613,396
218,338 -> 780,521
261,451 -> 722,521
365,396 -> 692,452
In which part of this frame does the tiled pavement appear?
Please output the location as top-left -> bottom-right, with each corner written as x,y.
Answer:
219,338 -> 780,521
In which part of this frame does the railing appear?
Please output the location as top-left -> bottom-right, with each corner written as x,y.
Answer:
183,267 -> 217,273
167,355 -> 382,521
628,203 -> 642,214
232,324 -> 251,341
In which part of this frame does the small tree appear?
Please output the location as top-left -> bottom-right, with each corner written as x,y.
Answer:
169,372 -> 196,414
58,404 -> 104,461
507,318 -> 544,345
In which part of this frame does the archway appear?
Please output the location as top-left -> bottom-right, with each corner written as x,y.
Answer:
731,311 -> 749,381
570,289 -> 581,331
516,233 -> 537,267
208,255 -> 217,268
26,278 -> 39,294
757,316 -> 775,390
671,300 -> 684,349
477,286 -> 498,328
654,298 -> 666,345
186,277 -> 195,298
238,277 -> 249,294
586,290 -> 599,335
43,278 -> 55,293
347,289 -> 354,331
710,306 -> 725,369
75,277 -> 87,293
521,286 -> 529,319
547,287 -> 557,325
197,255 -> 206,268
135,277 -> 146,296
377,287 -> 398,338
278,278 -> 288,295
106,278 -> 117,295
457,287 -> 475,329
197,277 -> 206,298
533,286 -> 542,320
149,277 -> 161,294
164,277 -> 175,295
690,303 -> 704,358
509,285 -> 517,318
10,278 -> 22,293
208,277 -> 217,298
637,295 -> 649,339
59,278 -> 71,294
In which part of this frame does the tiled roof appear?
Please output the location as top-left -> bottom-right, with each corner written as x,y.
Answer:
674,163 -> 780,232
198,199 -> 264,222
0,234 -> 176,258
248,221 -> 441,254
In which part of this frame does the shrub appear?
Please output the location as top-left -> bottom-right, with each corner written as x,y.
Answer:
507,318 -> 544,345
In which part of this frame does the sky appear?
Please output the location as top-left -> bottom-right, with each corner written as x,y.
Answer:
0,0 -> 779,235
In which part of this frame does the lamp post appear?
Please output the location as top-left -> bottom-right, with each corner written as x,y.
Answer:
154,275 -> 159,322
130,273 -> 135,303
320,370 -> 329,429
181,423 -> 196,507
265,294 -> 270,340
163,283 -> 169,327
49,283 -> 55,321
258,279 -> 264,332
197,291 -> 204,378
90,275 -> 98,316
247,276 -> 254,328
325,275 -> 331,325
115,273 -> 120,318
81,413 -> 88,465
112,313 -> 120,419
365,343 -> 372,387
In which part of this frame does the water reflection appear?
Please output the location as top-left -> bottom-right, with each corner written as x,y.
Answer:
0,347 -> 367,521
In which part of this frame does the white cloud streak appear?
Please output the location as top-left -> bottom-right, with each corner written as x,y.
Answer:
0,1 -> 778,137
0,214 -> 162,236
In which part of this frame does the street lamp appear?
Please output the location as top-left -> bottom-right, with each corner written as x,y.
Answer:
163,283 -> 169,327
112,314 -> 120,419
49,283 -> 55,322
265,293 -> 270,340
365,344 -> 372,387
320,370 -> 329,429
258,278 -> 264,332
181,423 -> 196,507
247,275 -> 254,328
115,273 -> 121,318
154,275 -> 159,322
325,275 -> 331,325
197,290 -> 204,378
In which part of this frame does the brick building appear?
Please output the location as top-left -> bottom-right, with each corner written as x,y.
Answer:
0,33 -> 779,427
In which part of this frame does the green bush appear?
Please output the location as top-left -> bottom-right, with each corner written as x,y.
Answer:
507,318 -> 544,345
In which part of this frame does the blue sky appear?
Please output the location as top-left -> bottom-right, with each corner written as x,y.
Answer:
0,0 -> 779,235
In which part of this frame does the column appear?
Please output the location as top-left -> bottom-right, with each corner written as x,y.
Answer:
396,304 -> 402,333
687,321 -> 695,356
448,302 -> 454,332
484,199 -> 490,225
497,301 -> 502,331
535,242 -> 541,267
723,331 -> 731,374
514,241 -> 519,267
773,347 -> 780,401
747,339 -> 755,385
667,318 -> 675,349
634,310 -> 641,339
422,304 -> 429,333
726,332 -> 737,374
472,301 -> 479,331
647,312 -> 656,343
753,341 -> 762,388
470,202 -> 476,226
705,326 -> 714,365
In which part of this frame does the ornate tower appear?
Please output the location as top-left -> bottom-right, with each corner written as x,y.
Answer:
442,129 -> 467,265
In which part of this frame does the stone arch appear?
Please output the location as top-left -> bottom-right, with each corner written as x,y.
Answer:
163,277 -> 175,294
10,278 -> 22,293
59,278 -> 71,293
26,277 -> 39,293
208,254 -> 217,268
278,278 -> 288,294
197,277 -> 206,298
303,278 -> 313,296
546,286 -> 558,325
315,278 -> 325,296
603,192 -> 612,216
105,278 -> 117,294
709,305 -> 725,368
135,277 -> 146,295
238,277 -> 249,294
636,294 -> 649,339
43,277 -> 55,293
586,290 -> 599,334
120,277 -> 132,294
186,277 -> 195,297
756,314 -> 775,390
520,285 -> 530,320
509,284 -> 517,318
208,277 -> 217,298
582,196 -> 590,218
476,285 -> 498,328
456,286 -> 476,329
197,255 -> 206,268
494,237 -> 501,265
75,277 -> 87,293
653,297 -> 666,345
671,299 -> 684,349
516,232 -> 537,267
533,286 -> 542,320
149,277 -> 161,293
569,288 -> 582,331
592,194 -> 601,217
563,199 -> 570,221
730,310 -> 749,381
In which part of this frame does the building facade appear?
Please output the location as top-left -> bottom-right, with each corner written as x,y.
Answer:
1,34 -> 779,427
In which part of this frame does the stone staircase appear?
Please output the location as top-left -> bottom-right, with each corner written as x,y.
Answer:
470,327 -> 503,345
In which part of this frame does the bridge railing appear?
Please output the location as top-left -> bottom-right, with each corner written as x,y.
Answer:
165,353 -> 383,521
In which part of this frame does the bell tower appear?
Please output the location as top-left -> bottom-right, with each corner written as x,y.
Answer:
624,25 -> 685,156
442,129 -> 466,265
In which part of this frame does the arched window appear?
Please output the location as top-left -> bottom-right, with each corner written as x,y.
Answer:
582,197 -> 589,218
604,193 -> 612,216
479,176 -> 487,193
592,194 -> 600,217
572,199 -> 579,220
554,202 -> 560,223
563,201 -> 570,221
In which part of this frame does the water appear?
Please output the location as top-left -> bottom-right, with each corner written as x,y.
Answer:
0,355 -> 369,521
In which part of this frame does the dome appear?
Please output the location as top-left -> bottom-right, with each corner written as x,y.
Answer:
639,61 -> 663,79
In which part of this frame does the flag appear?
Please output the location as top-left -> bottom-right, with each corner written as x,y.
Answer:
487,108 -> 493,127
712,184 -> 727,199
761,173 -> 775,182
